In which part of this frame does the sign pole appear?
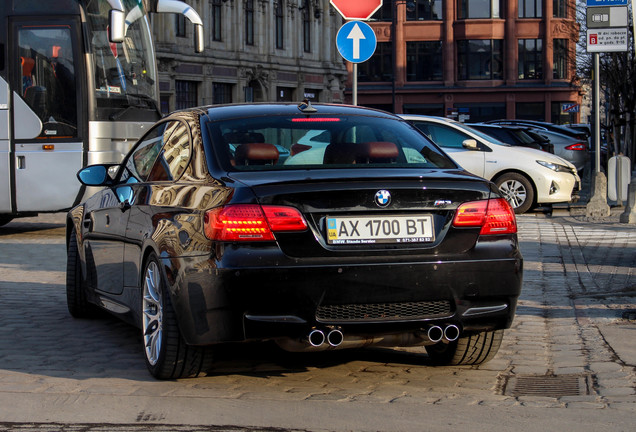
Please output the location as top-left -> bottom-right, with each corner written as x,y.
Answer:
594,52 -> 601,174
353,63 -> 358,106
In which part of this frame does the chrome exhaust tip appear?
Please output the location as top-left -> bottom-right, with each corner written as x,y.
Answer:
427,325 -> 444,343
308,329 -> 325,347
444,324 -> 460,342
327,329 -> 344,347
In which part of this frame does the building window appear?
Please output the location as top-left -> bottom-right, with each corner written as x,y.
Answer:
458,0 -> 500,19
211,0 -> 222,42
302,0 -> 311,53
176,14 -> 186,37
213,82 -> 233,104
358,42 -> 393,82
553,39 -> 568,79
304,88 -> 320,102
407,0 -> 443,21
516,102 -> 544,120
406,41 -> 443,81
160,94 -> 171,115
277,87 -> 294,102
518,39 -> 543,79
175,80 -> 198,110
457,40 -> 503,80
275,1 -> 284,49
553,0 -> 567,18
370,2 -> 392,22
245,0 -> 254,46
519,0 -> 542,18
454,103 -> 505,122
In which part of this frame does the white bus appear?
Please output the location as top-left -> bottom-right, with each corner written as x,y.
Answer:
0,0 -> 203,225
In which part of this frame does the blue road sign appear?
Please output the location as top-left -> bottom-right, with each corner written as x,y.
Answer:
587,0 -> 628,6
336,21 -> 377,64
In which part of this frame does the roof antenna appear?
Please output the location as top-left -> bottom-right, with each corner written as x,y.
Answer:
298,98 -> 317,113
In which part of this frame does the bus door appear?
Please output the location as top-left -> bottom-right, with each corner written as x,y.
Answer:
10,19 -> 84,212
0,76 -> 11,215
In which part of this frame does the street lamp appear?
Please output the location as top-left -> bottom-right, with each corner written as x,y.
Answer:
391,0 -> 415,113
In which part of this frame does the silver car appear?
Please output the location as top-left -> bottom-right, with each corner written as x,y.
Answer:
528,129 -> 589,173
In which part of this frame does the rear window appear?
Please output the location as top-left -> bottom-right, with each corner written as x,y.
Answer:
203,115 -> 456,171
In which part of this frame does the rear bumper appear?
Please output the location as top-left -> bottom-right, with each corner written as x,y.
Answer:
163,241 -> 523,346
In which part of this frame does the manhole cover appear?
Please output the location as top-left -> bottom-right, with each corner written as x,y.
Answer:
501,374 -> 591,397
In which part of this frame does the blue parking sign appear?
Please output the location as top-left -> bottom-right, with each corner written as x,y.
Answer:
587,0 -> 628,5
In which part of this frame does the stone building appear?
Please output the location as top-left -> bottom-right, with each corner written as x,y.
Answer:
151,0 -> 348,114
356,0 -> 583,123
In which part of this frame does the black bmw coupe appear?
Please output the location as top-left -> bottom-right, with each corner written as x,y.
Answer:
66,102 -> 523,379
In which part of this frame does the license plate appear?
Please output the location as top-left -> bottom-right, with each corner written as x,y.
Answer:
326,214 -> 434,245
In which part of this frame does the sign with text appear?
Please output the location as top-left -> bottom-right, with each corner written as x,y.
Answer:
587,28 -> 629,52
586,0 -> 628,5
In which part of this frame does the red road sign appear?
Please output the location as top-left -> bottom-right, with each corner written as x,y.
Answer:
330,0 -> 383,20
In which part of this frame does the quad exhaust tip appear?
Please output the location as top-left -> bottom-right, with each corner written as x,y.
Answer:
327,328 -> 344,347
308,329 -> 325,347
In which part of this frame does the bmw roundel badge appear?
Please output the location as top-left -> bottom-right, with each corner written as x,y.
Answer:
375,190 -> 391,207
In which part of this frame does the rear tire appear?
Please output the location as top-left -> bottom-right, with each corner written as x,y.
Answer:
495,173 -> 534,214
66,227 -> 93,318
142,252 -> 214,379
425,329 -> 504,366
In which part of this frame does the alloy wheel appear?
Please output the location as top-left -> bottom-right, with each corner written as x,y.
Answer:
498,180 -> 527,209
142,261 -> 163,366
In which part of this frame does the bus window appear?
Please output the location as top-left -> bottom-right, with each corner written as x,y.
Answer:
17,25 -> 77,138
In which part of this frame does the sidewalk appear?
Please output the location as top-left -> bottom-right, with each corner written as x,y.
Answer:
518,166 -> 636,376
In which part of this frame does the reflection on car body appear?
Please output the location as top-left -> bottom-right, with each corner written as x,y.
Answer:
66,103 -> 523,379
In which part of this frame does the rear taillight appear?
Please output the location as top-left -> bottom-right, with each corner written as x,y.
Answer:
204,204 -> 307,241
453,198 -> 517,235
565,143 -> 586,151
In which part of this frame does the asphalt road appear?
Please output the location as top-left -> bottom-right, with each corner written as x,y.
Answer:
0,213 -> 635,432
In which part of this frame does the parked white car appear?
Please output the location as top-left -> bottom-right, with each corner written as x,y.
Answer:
400,115 -> 580,214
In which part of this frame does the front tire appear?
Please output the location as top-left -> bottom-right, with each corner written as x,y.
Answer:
66,227 -> 93,318
142,253 -> 214,379
425,330 -> 504,366
495,173 -> 534,214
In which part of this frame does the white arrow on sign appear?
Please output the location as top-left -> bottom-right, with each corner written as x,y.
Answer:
346,23 -> 365,60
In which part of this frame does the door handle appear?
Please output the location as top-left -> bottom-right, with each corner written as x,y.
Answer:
17,156 -> 26,169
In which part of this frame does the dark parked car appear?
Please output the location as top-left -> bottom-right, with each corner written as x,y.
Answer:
486,119 -> 589,143
468,123 -> 554,153
66,102 -> 523,379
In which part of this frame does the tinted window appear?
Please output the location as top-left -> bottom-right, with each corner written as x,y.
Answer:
121,121 -> 181,182
204,115 -> 455,170
147,122 -> 191,181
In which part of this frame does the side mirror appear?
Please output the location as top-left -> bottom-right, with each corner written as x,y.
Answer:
109,9 -> 126,43
194,23 -> 204,53
77,165 -> 114,186
462,139 -> 479,150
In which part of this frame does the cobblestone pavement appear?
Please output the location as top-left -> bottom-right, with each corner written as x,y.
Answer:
0,213 -> 634,431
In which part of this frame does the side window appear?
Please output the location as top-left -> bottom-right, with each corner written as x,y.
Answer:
17,25 -> 78,138
426,124 -> 468,149
147,122 -> 191,181
122,123 -> 170,182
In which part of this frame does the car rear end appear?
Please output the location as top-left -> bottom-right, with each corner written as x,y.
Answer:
178,104 -> 523,353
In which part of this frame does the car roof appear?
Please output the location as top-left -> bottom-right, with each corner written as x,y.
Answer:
169,102 -> 401,122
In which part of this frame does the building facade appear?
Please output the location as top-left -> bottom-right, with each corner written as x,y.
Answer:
354,0 -> 582,123
151,0 -> 348,114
